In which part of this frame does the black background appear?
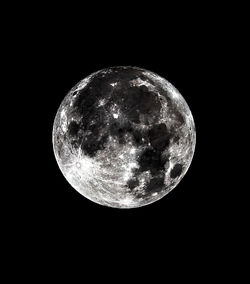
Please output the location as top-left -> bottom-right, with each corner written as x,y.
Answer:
42,40 -> 204,223
28,17 -> 212,235
6,3 -> 239,279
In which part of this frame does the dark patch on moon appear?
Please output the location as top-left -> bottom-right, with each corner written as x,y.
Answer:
127,178 -> 139,189
109,120 -> 132,143
83,133 -> 109,157
145,176 -> 165,193
133,175 -> 165,199
119,86 -> 161,123
148,123 -> 171,151
132,129 -> 148,146
137,149 -> 167,176
173,135 -> 180,143
170,164 -> 183,178
68,121 -> 79,137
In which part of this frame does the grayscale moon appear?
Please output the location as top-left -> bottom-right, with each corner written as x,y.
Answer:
52,66 -> 196,208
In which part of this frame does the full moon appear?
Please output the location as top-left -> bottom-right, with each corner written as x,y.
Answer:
52,66 -> 196,208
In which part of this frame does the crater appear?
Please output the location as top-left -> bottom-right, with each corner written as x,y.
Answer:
170,164 -> 183,178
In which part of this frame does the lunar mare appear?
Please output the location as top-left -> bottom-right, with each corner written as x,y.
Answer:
52,66 -> 196,208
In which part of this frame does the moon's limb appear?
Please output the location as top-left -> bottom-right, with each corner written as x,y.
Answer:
52,66 -> 196,208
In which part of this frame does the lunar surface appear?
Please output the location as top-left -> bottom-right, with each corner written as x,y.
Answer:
52,66 -> 196,208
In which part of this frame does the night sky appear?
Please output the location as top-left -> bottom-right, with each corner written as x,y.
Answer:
6,5 -> 235,277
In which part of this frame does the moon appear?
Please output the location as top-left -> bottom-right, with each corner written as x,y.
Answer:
52,66 -> 196,208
